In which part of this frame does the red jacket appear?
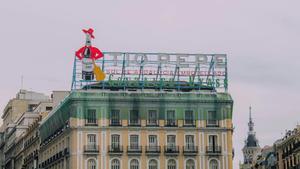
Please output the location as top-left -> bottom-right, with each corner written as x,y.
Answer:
75,46 -> 104,60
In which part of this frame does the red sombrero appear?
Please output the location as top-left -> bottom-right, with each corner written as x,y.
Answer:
82,28 -> 95,39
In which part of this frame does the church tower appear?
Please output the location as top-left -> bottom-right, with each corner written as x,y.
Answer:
240,107 -> 261,169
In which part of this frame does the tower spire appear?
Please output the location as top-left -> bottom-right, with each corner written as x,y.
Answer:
248,106 -> 254,133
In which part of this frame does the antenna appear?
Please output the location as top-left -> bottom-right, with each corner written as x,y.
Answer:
21,75 -> 24,89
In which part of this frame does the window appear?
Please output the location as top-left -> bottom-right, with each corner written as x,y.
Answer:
186,159 -> 195,169
185,135 -> 195,150
87,134 -> 97,150
167,135 -> 176,151
86,109 -> 97,125
208,135 -> 218,152
110,110 -> 121,126
166,110 -> 176,126
147,110 -> 158,126
111,159 -> 120,169
111,134 -> 120,150
149,159 -> 158,169
28,104 -> 37,111
207,111 -> 218,126
209,159 -> 218,169
184,110 -> 194,126
129,110 -> 140,126
167,159 -> 176,169
87,159 -> 96,169
46,106 -> 53,111
149,135 -> 158,151
130,135 -> 139,150
130,159 -> 139,169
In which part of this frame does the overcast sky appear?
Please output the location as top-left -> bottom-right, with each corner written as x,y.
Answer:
0,0 -> 299,168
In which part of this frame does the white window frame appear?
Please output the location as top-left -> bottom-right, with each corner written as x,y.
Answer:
185,158 -> 197,169
208,158 -> 220,169
165,158 -> 178,169
110,157 -> 122,169
86,157 -> 97,169
147,158 -> 160,169
86,133 -> 98,145
128,158 -> 141,169
184,110 -> 194,125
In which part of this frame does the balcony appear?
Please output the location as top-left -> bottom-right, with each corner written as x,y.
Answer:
145,146 -> 161,155
85,119 -> 98,126
127,146 -> 142,155
64,147 -> 70,156
128,120 -> 141,127
146,120 -> 159,127
183,120 -> 196,127
164,146 -> 179,156
84,145 -> 99,153
109,120 -> 122,126
183,146 -> 198,156
206,120 -> 219,127
108,145 -> 123,155
164,120 -> 178,127
206,146 -> 222,155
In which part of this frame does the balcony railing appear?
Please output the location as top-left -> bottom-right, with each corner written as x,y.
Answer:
84,145 -> 99,153
206,120 -> 219,127
108,145 -> 123,154
206,146 -> 221,155
64,147 -> 70,156
127,146 -> 142,154
164,120 -> 178,127
183,146 -> 198,155
183,120 -> 196,127
85,119 -> 98,126
128,119 -> 141,126
109,120 -> 122,126
164,146 -> 179,155
145,146 -> 161,155
146,120 -> 159,127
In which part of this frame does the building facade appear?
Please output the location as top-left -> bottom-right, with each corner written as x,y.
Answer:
252,146 -> 277,169
274,126 -> 300,169
39,87 -> 234,169
0,90 -> 68,169
240,107 -> 261,169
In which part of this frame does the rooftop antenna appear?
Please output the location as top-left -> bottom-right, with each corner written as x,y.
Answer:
21,75 -> 24,90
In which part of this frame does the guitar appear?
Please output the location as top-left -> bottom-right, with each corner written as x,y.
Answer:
92,60 -> 106,81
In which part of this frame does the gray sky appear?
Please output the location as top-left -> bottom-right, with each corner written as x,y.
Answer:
0,0 -> 299,168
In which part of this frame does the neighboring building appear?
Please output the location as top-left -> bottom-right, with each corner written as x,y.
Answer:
0,90 -> 67,169
253,146 -> 277,169
0,132 -> 4,169
2,103 -> 52,169
0,90 -> 50,169
22,115 -> 44,169
240,107 -> 261,169
1,90 -> 49,129
39,86 -> 234,169
21,101 -> 53,169
273,125 -> 300,169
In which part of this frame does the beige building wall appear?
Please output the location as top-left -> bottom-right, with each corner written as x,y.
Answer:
60,118 -> 233,169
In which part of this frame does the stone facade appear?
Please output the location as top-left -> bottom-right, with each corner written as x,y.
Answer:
39,88 -> 234,169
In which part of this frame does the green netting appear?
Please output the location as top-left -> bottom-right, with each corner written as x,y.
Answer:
40,91 -> 233,142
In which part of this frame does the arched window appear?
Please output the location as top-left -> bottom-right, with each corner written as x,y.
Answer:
130,159 -> 139,169
167,159 -> 176,169
111,159 -> 120,169
87,159 -> 96,169
149,159 -> 158,169
186,159 -> 195,169
209,159 -> 218,169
